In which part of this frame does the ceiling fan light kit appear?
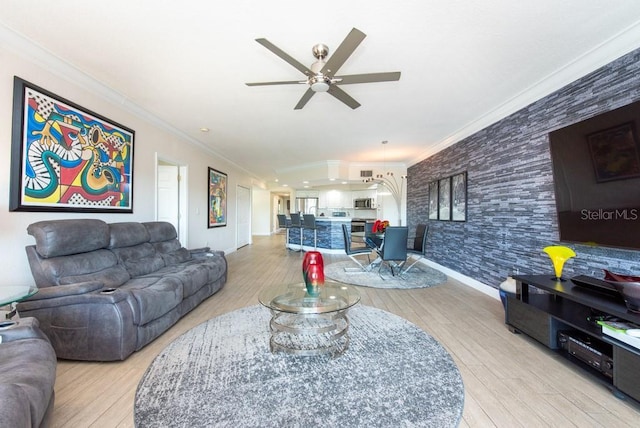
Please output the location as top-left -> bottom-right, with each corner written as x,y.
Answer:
246,27 -> 401,109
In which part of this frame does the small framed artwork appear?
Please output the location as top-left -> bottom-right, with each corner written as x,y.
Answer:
208,167 -> 227,228
438,177 -> 451,221
451,172 -> 467,222
428,181 -> 438,220
9,77 -> 134,212
587,122 -> 640,182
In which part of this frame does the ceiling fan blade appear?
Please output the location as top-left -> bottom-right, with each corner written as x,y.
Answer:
255,38 -> 313,76
335,71 -> 401,85
245,80 -> 303,86
294,88 -> 315,110
327,86 -> 361,109
321,28 -> 366,75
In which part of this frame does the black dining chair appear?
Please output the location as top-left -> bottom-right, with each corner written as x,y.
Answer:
404,224 -> 428,273
341,224 -> 372,271
289,213 -> 304,251
377,226 -> 408,277
364,221 -> 383,250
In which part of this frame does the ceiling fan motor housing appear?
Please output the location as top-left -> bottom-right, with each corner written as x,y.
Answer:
312,43 -> 329,60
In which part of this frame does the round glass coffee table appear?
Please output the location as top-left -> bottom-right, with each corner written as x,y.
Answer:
258,281 -> 360,356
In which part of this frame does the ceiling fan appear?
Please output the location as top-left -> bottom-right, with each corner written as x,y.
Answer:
245,28 -> 401,110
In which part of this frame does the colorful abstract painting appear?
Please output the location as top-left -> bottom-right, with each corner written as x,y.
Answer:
10,77 -> 134,212
208,167 -> 227,228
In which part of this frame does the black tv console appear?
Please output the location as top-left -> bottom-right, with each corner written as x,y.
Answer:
506,275 -> 640,403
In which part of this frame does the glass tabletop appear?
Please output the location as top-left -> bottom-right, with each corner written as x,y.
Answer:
259,281 -> 360,314
0,286 -> 38,306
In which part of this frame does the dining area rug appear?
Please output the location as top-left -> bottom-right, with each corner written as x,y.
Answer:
134,305 -> 464,427
324,260 -> 447,289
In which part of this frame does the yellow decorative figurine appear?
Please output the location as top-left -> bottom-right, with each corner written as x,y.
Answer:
543,245 -> 576,281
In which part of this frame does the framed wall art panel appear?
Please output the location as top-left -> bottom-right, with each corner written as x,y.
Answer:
9,77 -> 134,213
208,167 -> 227,228
451,172 -> 467,222
428,181 -> 439,220
438,177 -> 451,221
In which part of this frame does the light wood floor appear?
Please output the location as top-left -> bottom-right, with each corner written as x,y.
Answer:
51,234 -> 639,427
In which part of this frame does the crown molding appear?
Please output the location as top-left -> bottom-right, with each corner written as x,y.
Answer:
0,23 -> 264,185
409,19 -> 640,167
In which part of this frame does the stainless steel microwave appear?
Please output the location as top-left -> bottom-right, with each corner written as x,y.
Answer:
354,198 -> 374,209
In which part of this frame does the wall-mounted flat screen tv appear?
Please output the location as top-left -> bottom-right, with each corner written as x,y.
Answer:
549,100 -> 640,250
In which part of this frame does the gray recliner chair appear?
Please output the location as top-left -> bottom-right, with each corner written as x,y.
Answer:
0,317 -> 56,428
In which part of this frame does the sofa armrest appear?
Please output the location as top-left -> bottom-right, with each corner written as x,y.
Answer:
15,284 -> 136,361
17,282 -> 126,312
188,247 -> 211,255
0,317 -> 47,343
25,281 -> 104,301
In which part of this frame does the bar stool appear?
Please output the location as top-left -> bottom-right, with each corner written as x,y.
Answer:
303,214 -> 318,250
276,214 -> 292,250
289,213 -> 304,251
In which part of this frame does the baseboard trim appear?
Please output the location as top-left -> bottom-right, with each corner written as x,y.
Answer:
420,259 -> 500,301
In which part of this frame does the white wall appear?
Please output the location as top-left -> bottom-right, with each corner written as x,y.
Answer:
0,32 -> 261,286
251,188 -> 271,236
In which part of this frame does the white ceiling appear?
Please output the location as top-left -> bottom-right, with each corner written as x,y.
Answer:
2,1 -> 640,189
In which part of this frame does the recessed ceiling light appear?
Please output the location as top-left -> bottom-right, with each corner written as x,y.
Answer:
200,127 -> 210,132
303,180 -> 309,184
329,178 -> 336,181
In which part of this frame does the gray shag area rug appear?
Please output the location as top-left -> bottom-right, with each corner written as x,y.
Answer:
325,260 -> 447,289
135,305 -> 464,427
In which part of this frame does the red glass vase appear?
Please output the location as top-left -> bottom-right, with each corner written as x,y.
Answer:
302,251 -> 324,297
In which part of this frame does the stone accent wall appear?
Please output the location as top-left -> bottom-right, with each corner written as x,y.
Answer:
408,48 -> 640,289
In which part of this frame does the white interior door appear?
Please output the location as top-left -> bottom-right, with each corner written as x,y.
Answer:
237,185 -> 251,248
157,158 -> 187,245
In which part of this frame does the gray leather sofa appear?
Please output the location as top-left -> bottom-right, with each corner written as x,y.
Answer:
18,219 -> 227,361
0,317 -> 56,428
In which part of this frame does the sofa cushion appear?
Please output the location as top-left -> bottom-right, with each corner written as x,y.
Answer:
120,277 -> 183,325
109,222 -> 151,248
151,239 -> 192,265
39,249 -> 130,287
27,219 -> 109,258
157,263 -> 210,298
143,221 -> 177,242
110,243 -> 165,278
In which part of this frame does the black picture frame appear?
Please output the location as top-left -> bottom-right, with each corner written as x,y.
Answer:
428,181 -> 439,220
9,77 -> 135,213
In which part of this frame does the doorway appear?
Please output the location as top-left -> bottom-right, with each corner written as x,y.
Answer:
237,185 -> 251,248
156,156 -> 187,245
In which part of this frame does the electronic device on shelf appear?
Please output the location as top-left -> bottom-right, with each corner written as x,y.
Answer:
558,331 -> 614,378
571,275 -> 624,300
548,100 -> 640,251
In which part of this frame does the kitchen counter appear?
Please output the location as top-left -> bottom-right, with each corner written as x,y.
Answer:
314,216 -> 352,221
286,217 -> 352,252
